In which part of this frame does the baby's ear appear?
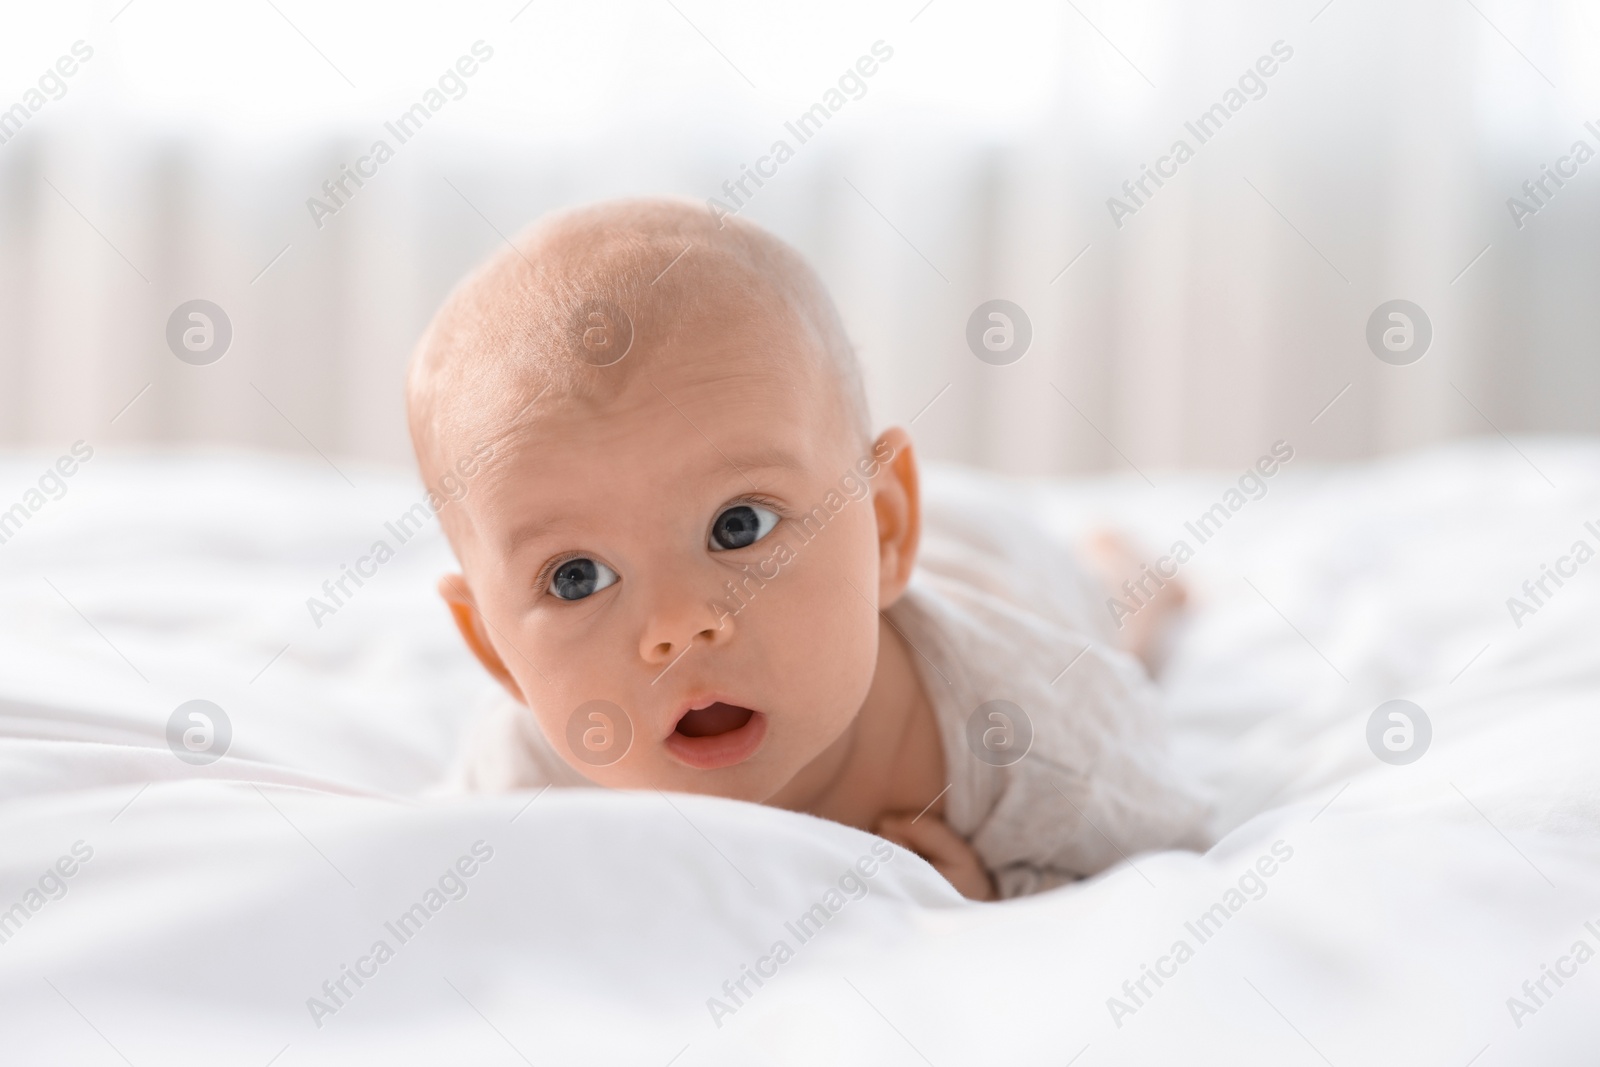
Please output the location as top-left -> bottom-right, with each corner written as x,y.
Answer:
438,574 -> 527,703
870,427 -> 920,608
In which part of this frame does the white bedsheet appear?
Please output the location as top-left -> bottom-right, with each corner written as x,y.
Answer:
1,441 -> 1597,1064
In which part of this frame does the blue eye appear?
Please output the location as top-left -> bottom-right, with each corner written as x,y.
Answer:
549,557 -> 619,600
709,503 -> 780,551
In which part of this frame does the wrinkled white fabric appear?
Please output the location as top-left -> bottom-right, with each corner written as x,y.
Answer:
3,443 -> 1599,1063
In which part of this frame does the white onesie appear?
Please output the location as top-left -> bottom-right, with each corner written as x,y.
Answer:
441,471 -> 1210,899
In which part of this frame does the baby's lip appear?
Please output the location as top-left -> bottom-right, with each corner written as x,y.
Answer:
663,696 -> 767,770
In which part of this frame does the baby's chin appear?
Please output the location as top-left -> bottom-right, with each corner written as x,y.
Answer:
575,730 -> 822,806
584,763 -> 789,805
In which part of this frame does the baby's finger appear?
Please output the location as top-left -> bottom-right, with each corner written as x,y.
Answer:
876,814 -> 996,900
871,819 -> 917,853
877,813 -> 960,864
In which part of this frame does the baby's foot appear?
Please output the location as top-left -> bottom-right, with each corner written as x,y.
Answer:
1081,529 -> 1188,675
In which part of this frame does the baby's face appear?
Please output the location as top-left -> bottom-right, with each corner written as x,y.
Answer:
448,314 -> 901,802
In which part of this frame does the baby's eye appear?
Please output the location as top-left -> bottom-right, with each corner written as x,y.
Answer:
549,557 -> 619,601
709,503 -> 780,551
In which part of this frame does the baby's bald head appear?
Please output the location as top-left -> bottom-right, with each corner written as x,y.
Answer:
407,198 -> 922,803
406,197 -> 869,498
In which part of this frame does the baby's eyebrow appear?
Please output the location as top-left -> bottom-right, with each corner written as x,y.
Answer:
722,447 -> 807,475
503,516 -> 560,556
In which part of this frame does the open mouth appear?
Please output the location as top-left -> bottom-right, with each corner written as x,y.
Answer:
663,701 -> 767,770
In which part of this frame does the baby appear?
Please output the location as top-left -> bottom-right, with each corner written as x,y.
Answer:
409,198 -> 1206,900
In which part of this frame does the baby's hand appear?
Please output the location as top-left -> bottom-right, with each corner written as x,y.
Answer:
874,813 -> 997,901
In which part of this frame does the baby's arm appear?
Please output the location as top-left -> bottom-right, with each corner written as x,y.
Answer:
875,813 -> 996,901
1080,529 -> 1189,675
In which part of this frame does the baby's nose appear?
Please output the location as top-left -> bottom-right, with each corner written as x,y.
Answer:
639,593 -> 731,666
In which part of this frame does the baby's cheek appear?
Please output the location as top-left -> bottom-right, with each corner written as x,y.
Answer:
527,696 -> 644,788
762,524 -> 881,720
507,619 -> 632,765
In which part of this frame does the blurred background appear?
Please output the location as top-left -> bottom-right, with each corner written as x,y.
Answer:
1,0 -> 1597,476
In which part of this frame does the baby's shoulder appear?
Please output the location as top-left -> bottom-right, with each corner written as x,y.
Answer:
914,467 -> 1111,643
436,694 -> 591,794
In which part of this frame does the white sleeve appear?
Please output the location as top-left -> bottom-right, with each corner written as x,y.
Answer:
889,479 -> 1212,899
